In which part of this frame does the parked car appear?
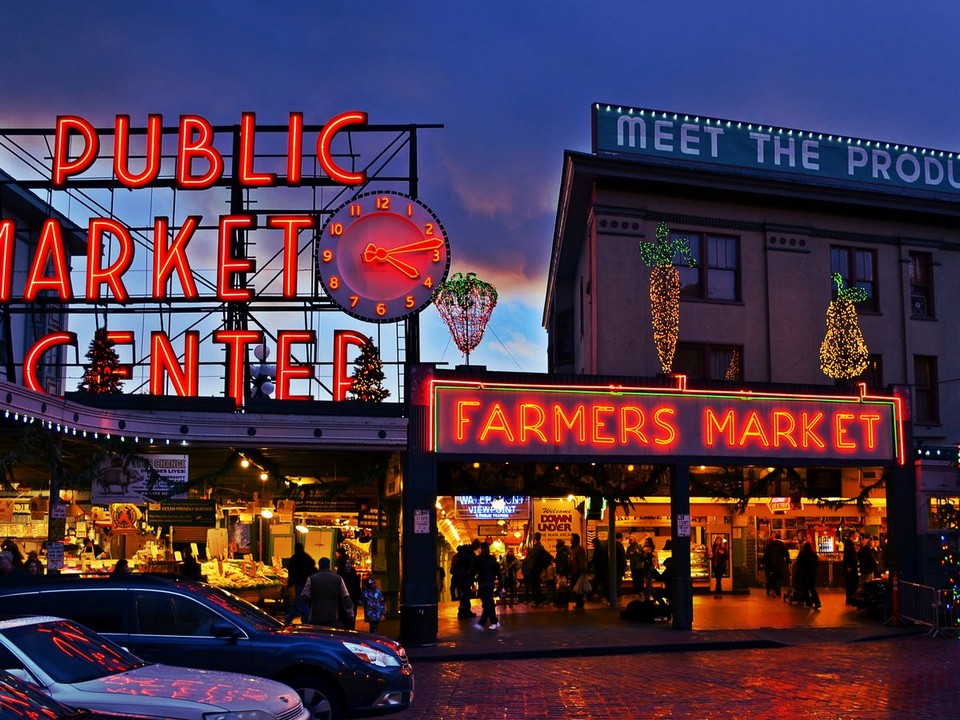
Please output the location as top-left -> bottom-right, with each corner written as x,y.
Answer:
0,665 -> 153,719
0,574 -> 414,720
0,615 -> 309,720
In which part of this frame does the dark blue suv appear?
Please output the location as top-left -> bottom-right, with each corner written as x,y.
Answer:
0,575 -> 413,720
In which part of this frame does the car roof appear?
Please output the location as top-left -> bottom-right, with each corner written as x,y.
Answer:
0,615 -> 68,630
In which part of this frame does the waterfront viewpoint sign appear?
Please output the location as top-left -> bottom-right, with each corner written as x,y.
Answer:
430,378 -> 905,465
593,103 -> 960,197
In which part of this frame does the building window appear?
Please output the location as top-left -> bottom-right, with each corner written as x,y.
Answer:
858,354 -> 883,391
913,355 -> 939,425
831,246 -> 878,312
675,343 -> 743,381
674,232 -> 739,302
909,251 -> 934,319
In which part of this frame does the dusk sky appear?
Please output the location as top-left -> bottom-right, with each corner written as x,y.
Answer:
3,2 -> 959,396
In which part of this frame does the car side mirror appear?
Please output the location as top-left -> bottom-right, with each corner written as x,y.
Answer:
211,620 -> 240,642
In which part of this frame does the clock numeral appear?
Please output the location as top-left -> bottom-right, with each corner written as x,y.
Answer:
405,295 -> 415,309
376,302 -> 387,316
350,203 -> 362,217
329,276 -> 340,290
407,203 -> 413,217
330,222 -> 344,237
423,276 -> 433,288
350,295 -> 359,308
322,249 -> 333,263
376,195 -> 391,210
425,223 -> 434,236
432,249 -> 441,262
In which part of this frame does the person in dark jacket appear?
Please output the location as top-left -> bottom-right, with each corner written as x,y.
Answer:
842,530 -> 860,605
179,548 -> 203,581
284,542 -> 316,624
302,556 -> 353,627
453,541 -> 479,618
474,542 -> 502,631
336,548 -> 362,629
795,541 -> 822,609
762,534 -> 790,597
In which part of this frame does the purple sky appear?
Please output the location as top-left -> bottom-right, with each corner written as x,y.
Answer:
3,2 -> 959,386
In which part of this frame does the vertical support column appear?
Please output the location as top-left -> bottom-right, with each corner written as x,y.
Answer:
400,363 -> 438,645
671,463 -> 693,630
889,461 -> 921,583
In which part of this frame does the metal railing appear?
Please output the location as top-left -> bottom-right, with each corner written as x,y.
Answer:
894,579 -> 960,638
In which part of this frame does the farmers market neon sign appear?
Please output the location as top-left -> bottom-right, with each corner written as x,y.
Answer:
430,379 -> 905,464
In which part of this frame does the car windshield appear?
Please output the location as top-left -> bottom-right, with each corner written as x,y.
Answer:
191,584 -> 283,632
0,667 -> 77,718
2,620 -> 146,685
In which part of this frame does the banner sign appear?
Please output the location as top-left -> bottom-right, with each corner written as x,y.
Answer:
532,498 -> 581,555
92,454 -> 189,504
430,379 -> 904,465
147,500 -> 216,527
593,103 -> 960,198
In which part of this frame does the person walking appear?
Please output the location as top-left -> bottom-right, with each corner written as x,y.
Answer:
474,542 -> 502,631
554,539 -> 571,608
638,537 -> 659,600
763,533 -> 790,597
858,536 -> 879,587
362,576 -> 386,634
336,548 -> 362,629
569,532 -> 588,611
842,530 -> 860,605
626,535 -> 642,595
710,537 -> 729,598
302,557 -> 354,627
526,533 -> 552,607
503,550 -> 519,608
284,542 -> 316,624
795,541 -> 822,609
453,541 -> 479,618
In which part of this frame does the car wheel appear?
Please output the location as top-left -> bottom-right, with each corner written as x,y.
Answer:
287,676 -> 342,720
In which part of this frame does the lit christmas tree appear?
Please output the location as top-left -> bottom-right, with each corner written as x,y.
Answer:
347,337 -> 390,403
819,272 -> 869,380
938,500 -> 960,624
639,222 -> 696,374
77,328 -> 124,394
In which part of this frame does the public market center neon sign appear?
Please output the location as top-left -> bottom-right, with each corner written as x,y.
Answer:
430,379 -> 905,464
2,112 -> 385,404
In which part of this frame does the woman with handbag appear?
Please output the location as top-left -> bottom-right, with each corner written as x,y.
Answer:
569,533 -> 589,611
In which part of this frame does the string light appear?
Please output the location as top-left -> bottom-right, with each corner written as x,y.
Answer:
819,272 -> 870,379
639,221 -> 696,374
433,272 -> 499,363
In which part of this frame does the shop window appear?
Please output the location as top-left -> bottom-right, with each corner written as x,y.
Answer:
831,246 -> 878,312
913,355 -> 940,425
858,354 -> 883,391
674,231 -> 740,302
928,497 -> 960,531
50,589 -> 126,634
675,343 -> 743,381
909,251 -> 935,319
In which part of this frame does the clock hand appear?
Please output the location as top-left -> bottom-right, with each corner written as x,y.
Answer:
362,243 -> 420,278
380,237 -> 445,256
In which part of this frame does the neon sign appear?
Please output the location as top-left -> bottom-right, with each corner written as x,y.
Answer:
430,379 -> 905,464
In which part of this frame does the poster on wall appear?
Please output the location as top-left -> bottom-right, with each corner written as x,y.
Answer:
532,498 -> 582,555
92,454 -> 189,504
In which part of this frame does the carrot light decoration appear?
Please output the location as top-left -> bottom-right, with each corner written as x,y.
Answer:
639,222 -> 696,374
819,272 -> 870,380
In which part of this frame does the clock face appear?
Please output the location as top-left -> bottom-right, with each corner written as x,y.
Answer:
316,191 -> 451,323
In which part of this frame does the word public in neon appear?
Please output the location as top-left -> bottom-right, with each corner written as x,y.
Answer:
430,380 -> 905,464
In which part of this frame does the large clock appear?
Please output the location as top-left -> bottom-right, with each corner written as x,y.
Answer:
316,191 -> 451,323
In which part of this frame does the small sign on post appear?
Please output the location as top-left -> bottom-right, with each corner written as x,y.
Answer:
413,509 -> 430,535
676,513 -> 691,538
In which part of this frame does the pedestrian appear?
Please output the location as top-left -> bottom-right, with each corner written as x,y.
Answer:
858,536 -> 879,586
654,556 -> 674,617
0,551 -> 24,579
638,537 -> 659,600
710,536 -> 729,598
284,542 -> 316,624
1,539 -> 23,568
591,536 -> 608,601
569,532 -> 588,611
336,548 -> 362,629
626,535 -> 642,595
474,542 -> 501,631
614,532 -> 627,600
24,557 -> 43,577
795,541 -> 822,609
762,533 -> 790,597
436,564 -> 446,601
362,576 -> 386,634
526,532 -> 552,607
503,550 -> 519,607
110,558 -> 130,576
842,530 -> 860,605
453,541 -> 478,618
554,539 -> 571,608
179,548 -> 203,581
302,556 -> 354,627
